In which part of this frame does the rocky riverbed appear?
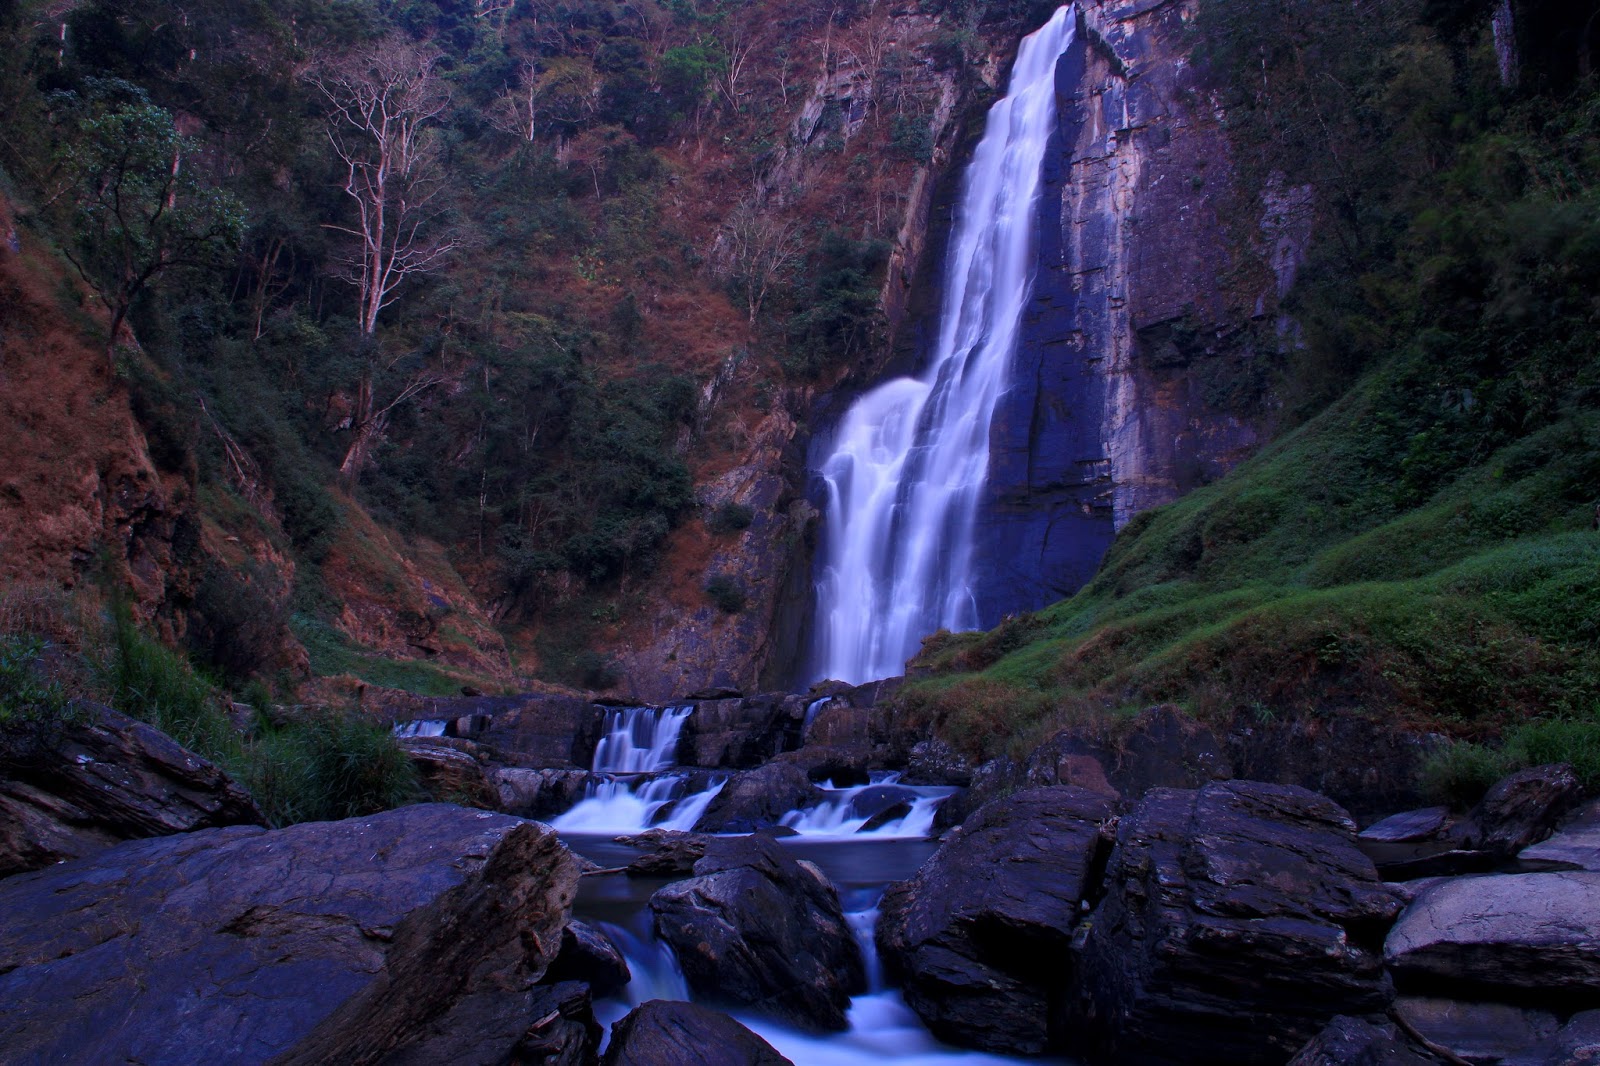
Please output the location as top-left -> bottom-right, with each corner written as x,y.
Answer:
2,688 -> 1598,1064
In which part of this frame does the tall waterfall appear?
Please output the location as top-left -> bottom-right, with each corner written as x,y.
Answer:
807,7 -> 1076,685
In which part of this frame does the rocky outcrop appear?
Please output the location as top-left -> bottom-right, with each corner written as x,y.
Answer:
0,804 -> 579,1064
650,834 -> 865,1032
1520,797 -> 1600,871
402,737 -> 499,809
1384,872 -> 1600,1003
0,704 -> 264,877
681,693 -> 806,768
495,766 -> 593,819
693,761 -> 819,833
877,786 -> 1116,1054
1073,781 -> 1402,1065
1469,763 -> 1583,857
601,999 -> 794,1066
548,919 -> 631,998
474,693 -> 605,768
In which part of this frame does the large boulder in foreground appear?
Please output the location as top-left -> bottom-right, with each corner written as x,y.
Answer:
876,786 -> 1116,1054
692,761 -> 819,833
0,804 -> 579,1064
1073,781 -> 1402,1065
650,834 -> 864,1032
1384,871 -> 1600,1002
0,704 -> 265,877
602,1000 -> 793,1066
1286,1016 -> 1438,1066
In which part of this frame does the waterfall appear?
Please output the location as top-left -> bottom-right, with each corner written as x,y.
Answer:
551,705 -> 724,834
807,7 -> 1076,685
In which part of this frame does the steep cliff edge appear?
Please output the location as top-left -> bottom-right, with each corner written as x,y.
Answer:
974,0 -> 1308,624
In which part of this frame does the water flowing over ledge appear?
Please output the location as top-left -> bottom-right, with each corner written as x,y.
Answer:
806,6 -> 1077,686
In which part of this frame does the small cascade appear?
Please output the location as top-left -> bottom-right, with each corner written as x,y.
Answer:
392,719 -> 448,738
779,772 -> 956,840
802,696 -> 832,740
552,704 -> 725,835
593,705 -> 693,773
806,6 -> 1078,685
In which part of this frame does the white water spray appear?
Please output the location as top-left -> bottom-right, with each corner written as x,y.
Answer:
808,7 -> 1075,685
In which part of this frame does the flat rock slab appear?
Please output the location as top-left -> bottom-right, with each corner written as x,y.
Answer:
1359,806 -> 1454,843
0,704 -> 264,876
1287,1015 -> 1438,1065
1520,798 -> 1600,872
0,803 -> 578,1064
1385,871 -> 1600,1000
1394,996 -> 1559,1063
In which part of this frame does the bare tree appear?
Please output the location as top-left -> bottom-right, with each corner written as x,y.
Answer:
309,39 -> 458,336
488,57 -> 601,145
722,195 -> 804,324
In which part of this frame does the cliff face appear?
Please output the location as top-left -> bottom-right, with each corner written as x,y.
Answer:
1066,0 -> 1307,527
970,0 -> 1308,624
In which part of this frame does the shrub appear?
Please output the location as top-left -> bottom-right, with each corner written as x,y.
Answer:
245,714 -> 420,826
706,501 -> 754,535
705,574 -> 746,613
1419,740 -> 1511,809
0,634 -> 82,757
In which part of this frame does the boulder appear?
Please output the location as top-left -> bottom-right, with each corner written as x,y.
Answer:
876,787 -> 1116,1054
1393,996 -> 1559,1064
495,767 -> 593,819
615,828 -> 710,878
1520,797 -> 1600,872
601,999 -> 793,1066
0,804 -> 578,1063
1468,764 -> 1583,856
385,979 -> 599,1066
0,704 -> 265,877
904,737 -> 975,787
1384,871 -> 1600,1002
476,694 -> 605,768
402,737 -> 499,809
692,761 -> 820,833
547,919 -> 631,998
1499,1010 -> 1600,1066
1356,807 -> 1489,882
1073,781 -> 1402,1065
681,694 -> 805,768
1287,1016 -> 1439,1066
650,834 -> 864,1031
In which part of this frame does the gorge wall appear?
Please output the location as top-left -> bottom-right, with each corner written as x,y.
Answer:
975,0 -> 1309,623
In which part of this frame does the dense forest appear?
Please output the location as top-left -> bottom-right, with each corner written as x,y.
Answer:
0,0 -> 1055,694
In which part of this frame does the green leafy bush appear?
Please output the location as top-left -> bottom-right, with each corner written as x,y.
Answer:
706,500 -> 754,535
705,574 -> 746,613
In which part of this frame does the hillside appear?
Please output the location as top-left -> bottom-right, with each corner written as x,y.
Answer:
897,0 -> 1600,801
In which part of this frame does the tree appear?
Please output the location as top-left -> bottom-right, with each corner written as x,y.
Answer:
309,40 -> 459,481
53,81 -> 243,365
721,194 -> 803,324
309,39 -> 457,337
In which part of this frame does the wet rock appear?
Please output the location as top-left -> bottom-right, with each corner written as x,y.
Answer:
476,694 -> 606,768
682,694 -> 805,769
495,767 -> 593,819
1356,807 -> 1489,882
547,919 -> 631,998
1361,807 -> 1455,843
0,804 -> 578,1063
1468,764 -> 1583,857
1393,996 -> 1559,1064
693,761 -> 820,833
0,704 -> 264,877
1519,797 -> 1600,871
860,800 -> 914,832
1499,1010 -> 1600,1066
402,737 -> 498,809
1384,871 -> 1600,1002
615,828 -> 710,878
650,834 -> 864,1031
601,999 -> 793,1066
1073,781 -> 1402,1065
930,756 -> 1023,834
878,787 -> 1116,1055
386,979 -> 599,1066
1287,1015 -> 1439,1066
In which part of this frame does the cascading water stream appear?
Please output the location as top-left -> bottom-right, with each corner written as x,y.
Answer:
808,6 -> 1076,685
551,706 -> 724,834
